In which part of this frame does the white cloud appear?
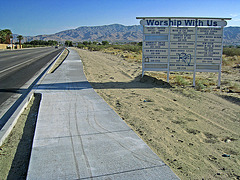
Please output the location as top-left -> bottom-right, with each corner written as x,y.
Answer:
232,18 -> 240,21
227,18 -> 240,26
230,14 -> 239,17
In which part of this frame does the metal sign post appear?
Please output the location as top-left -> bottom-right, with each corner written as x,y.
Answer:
137,17 -> 231,87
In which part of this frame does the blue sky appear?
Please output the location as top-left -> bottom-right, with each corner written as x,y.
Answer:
0,0 -> 239,36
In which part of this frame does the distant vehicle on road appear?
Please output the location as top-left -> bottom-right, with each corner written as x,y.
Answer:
55,46 -> 58,48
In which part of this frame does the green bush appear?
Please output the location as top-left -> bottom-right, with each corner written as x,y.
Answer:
112,44 -> 142,53
77,44 -> 85,49
22,44 -> 46,48
175,76 -> 189,86
87,44 -> 105,51
102,41 -> 109,45
76,43 -> 142,53
223,47 -> 240,56
195,80 -> 205,91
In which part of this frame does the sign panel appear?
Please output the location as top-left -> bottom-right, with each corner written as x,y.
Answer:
145,35 -> 168,41
144,56 -> 168,63
144,27 -> 169,34
196,49 -> 222,57
197,28 -> 223,35
170,34 -> 195,41
144,49 -> 168,56
144,41 -> 168,49
196,42 -> 222,49
170,49 -> 195,56
171,27 -> 195,34
170,42 -> 195,49
196,57 -> 221,64
197,35 -> 222,42
170,63 -> 194,71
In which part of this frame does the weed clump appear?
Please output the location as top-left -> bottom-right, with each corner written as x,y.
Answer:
223,47 -> 240,56
175,76 -> 189,86
195,80 -> 206,91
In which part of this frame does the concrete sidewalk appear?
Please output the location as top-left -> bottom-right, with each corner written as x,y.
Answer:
27,48 -> 179,179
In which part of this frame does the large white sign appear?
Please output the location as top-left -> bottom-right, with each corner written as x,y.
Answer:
138,17 -> 231,87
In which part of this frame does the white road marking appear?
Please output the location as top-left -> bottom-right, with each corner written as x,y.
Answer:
0,51 -> 54,74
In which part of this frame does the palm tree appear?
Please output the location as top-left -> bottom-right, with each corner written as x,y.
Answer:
17,35 -> 23,48
0,30 -> 7,44
3,29 -> 12,44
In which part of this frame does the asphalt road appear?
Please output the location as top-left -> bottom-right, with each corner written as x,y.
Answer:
0,47 -> 64,122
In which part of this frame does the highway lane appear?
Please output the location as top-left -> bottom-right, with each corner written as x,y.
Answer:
0,47 -> 60,77
0,47 -> 64,121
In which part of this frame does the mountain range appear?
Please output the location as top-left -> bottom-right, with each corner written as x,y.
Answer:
16,24 -> 240,45
22,24 -> 143,43
222,26 -> 240,45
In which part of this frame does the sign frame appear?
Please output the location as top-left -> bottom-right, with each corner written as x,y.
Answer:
137,17 -> 231,87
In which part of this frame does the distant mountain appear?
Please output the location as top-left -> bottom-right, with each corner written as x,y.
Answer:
15,24 -> 240,45
223,26 -> 240,45
23,24 -> 143,43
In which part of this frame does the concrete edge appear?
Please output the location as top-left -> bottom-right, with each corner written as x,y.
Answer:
47,48 -> 69,74
0,48 -> 65,146
0,93 -> 34,146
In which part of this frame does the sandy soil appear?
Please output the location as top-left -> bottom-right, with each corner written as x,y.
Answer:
75,48 -> 240,179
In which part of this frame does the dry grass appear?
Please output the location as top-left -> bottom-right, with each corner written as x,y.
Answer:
102,47 -> 142,63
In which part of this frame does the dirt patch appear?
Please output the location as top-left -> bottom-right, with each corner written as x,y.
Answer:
75,48 -> 240,180
0,94 -> 41,179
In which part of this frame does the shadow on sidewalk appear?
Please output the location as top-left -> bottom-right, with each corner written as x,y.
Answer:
32,75 -> 172,91
34,81 -> 92,90
31,75 -> 173,91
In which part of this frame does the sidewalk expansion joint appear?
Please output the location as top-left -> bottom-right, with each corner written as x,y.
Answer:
79,164 -> 168,180
37,109 -> 114,116
35,129 -> 133,140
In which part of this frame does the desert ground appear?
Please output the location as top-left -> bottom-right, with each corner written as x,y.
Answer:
75,47 -> 240,179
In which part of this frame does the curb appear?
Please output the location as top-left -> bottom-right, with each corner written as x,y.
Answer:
0,48 -> 65,146
0,93 -> 34,146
